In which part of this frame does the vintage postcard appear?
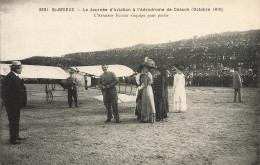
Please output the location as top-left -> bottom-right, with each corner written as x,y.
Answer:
0,0 -> 259,164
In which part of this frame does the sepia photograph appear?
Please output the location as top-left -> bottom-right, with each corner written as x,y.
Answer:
0,0 -> 259,164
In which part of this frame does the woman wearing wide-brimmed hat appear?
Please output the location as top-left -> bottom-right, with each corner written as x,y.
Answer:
172,64 -> 187,112
138,59 -> 156,123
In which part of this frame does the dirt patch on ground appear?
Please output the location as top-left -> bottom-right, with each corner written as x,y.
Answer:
0,85 -> 259,165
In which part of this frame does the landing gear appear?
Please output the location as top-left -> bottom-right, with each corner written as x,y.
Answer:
46,90 -> 53,103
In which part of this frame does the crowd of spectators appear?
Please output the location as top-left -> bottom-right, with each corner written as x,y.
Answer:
62,30 -> 259,73
184,71 -> 258,87
4,30 -> 257,89
124,68 -> 258,88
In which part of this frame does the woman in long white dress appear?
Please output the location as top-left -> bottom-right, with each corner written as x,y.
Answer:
172,66 -> 187,112
140,65 -> 156,123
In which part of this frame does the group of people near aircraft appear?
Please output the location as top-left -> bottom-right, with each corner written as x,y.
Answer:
65,57 -> 187,124
0,59 -> 188,144
1,58 -> 242,144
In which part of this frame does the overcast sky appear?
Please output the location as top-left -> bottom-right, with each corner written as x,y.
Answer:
0,0 -> 259,61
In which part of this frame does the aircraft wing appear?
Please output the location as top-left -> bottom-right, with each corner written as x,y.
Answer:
71,65 -> 134,77
0,64 -> 69,79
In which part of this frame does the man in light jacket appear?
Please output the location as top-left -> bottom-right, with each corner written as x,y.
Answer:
98,64 -> 121,123
232,65 -> 242,102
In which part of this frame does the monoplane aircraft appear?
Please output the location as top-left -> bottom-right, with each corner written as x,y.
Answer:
1,64 -> 135,103
71,64 -> 134,77
70,64 -> 134,86
0,64 -> 70,103
70,64 -> 136,102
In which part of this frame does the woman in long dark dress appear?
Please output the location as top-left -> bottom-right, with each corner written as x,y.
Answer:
152,67 -> 168,121
135,72 -> 143,120
161,67 -> 169,118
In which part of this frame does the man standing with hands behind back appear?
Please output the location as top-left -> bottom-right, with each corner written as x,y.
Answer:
98,64 -> 121,123
232,64 -> 242,103
1,61 -> 27,144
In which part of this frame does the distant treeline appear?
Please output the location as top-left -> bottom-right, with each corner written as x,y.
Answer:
3,29 -> 259,74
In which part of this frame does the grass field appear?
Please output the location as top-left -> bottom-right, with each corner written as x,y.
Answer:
0,85 -> 259,165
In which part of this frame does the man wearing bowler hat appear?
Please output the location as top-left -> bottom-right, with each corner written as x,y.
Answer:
1,61 -> 27,144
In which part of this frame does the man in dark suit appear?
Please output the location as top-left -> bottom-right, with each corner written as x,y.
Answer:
66,70 -> 78,108
1,61 -> 27,144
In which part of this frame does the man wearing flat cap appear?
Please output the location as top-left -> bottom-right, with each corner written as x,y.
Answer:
98,64 -> 121,123
66,69 -> 79,108
1,61 -> 27,144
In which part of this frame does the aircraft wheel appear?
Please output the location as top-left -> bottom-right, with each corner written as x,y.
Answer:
46,91 -> 53,103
